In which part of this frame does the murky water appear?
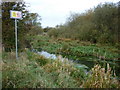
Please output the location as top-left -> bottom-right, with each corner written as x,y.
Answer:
32,50 -> 88,69
37,51 -> 57,60
32,49 -> 119,77
69,55 -> 120,76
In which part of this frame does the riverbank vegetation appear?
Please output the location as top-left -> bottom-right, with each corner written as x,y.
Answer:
2,51 -> 120,88
2,1 -> 120,88
30,35 -> 120,75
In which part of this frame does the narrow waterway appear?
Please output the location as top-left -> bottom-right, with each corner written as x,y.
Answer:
32,49 -> 120,77
32,49 -> 88,69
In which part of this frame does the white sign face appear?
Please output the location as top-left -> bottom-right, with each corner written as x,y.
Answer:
10,10 -> 22,19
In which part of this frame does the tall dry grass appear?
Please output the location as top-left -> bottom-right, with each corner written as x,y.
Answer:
83,64 -> 120,88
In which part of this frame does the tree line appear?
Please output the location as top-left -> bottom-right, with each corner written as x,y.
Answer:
2,1 -> 120,52
48,2 -> 120,47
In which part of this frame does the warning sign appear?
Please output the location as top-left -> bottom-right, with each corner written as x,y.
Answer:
10,10 -> 22,19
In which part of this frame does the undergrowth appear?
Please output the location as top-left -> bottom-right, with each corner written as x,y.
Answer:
2,51 -> 120,88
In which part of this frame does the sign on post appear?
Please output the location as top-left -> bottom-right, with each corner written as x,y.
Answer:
10,10 -> 22,19
10,10 -> 22,60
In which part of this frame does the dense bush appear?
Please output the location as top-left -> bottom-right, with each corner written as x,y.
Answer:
48,28 -> 59,38
48,2 -> 119,45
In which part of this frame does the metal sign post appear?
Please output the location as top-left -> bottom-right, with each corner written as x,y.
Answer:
15,19 -> 18,59
10,10 -> 22,60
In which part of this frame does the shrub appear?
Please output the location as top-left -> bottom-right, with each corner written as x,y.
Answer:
26,49 -> 50,66
48,29 -> 59,38
2,58 -> 58,88
43,56 -> 87,86
34,54 -> 50,66
59,44 -> 72,55
83,64 -> 120,88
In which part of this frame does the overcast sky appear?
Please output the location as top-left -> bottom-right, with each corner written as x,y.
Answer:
24,0 -> 119,28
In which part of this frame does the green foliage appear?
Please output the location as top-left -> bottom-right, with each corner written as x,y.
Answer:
2,52 -> 86,88
2,51 -> 119,88
30,35 -> 119,77
2,2 -> 42,51
43,56 -> 87,86
61,43 -> 71,52
33,54 -> 50,66
2,2 -> 18,51
48,28 -> 59,38
31,35 -> 119,60
26,49 -> 49,66
26,49 -> 35,60
2,60 -> 58,88
49,2 -> 119,45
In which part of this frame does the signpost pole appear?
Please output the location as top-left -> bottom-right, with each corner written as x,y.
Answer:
15,19 -> 18,60
10,10 -> 22,60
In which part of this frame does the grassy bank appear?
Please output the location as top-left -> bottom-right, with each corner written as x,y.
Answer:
2,51 -> 86,88
2,51 -> 120,88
